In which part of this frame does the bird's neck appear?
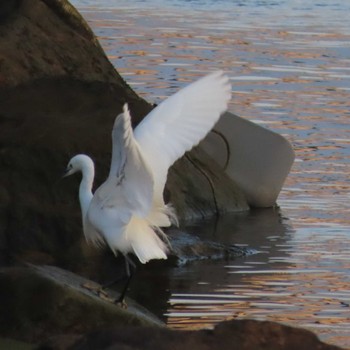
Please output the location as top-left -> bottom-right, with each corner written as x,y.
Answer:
79,163 -> 94,221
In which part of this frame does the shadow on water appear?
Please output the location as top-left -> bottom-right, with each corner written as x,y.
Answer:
129,208 -> 295,324
184,207 -> 294,248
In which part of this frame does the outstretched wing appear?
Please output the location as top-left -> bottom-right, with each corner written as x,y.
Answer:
97,104 -> 154,218
134,71 -> 231,207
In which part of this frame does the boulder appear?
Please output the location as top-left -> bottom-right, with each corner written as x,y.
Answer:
0,3 -> 337,350
38,319 -> 343,350
0,0 -> 247,269
0,264 -> 163,344
0,263 -> 344,350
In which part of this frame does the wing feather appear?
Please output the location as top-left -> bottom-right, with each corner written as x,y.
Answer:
97,104 -> 154,218
83,215 -> 106,248
134,71 -> 231,206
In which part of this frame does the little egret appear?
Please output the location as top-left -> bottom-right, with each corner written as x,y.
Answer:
64,71 -> 231,304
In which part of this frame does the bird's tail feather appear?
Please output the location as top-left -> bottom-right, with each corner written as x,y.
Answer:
127,216 -> 169,264
147,203 -> 178,228
164,203 -> 179,227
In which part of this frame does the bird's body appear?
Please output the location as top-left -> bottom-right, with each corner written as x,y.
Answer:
65,71 -> 231,267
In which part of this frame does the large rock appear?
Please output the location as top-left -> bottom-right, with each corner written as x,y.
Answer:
0,0 -> 248,269
0,3 -> 337,350
0,264 -> 344,349
0,265 -> 163,344
39,319 -> 343,350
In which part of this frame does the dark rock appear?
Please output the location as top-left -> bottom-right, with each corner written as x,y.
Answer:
38,319 -> 343,350
0,0 -> 247,271
167,147 -> 249,222
0,3 -> 341,350
0,0 -> 20,22
0,265 -> 163,344
0,0 -> 152,269
167,229 -> 254,265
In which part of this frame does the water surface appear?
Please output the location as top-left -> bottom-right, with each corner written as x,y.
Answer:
72,1 -> 350,347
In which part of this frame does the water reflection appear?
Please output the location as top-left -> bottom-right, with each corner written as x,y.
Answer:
131,208 -> 293,324
72,1 -> 350,347
165,216 -> 350,347
165,209 -> 296,328
184,208 -> 292,247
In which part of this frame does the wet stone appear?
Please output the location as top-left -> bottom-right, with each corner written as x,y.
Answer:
168,229 -> 255,265
38,319 -> 343,350
0,265 -> 164,344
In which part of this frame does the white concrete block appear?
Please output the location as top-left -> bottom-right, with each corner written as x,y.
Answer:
200,112 -> 295,207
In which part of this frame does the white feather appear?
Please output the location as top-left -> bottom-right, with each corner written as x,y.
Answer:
66,71 -> 231,264
134,71 -> 231,211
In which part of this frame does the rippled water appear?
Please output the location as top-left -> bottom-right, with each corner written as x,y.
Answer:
72,1 -> 350,347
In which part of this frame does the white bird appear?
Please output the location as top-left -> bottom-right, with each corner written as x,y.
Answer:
64,71 -> 231,303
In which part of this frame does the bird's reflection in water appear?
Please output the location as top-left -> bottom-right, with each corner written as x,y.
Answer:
129,207 -> 294,323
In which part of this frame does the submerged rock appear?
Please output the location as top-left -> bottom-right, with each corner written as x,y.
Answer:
168,229 -> 255,265
38,319 -> 343,350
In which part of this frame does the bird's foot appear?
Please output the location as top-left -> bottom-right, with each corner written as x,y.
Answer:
115,297 -> 128,309
81,281 -> 101,293
81,282 -> 110,299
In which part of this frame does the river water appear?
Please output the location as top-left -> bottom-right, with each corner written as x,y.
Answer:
72,1 -> 350,347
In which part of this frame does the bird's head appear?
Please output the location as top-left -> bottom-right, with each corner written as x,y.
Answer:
63,154 -> 93,177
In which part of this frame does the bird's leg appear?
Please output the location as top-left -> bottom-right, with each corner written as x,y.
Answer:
101,275 -> 126,290
101,254 -> 136,289
115,255 -> 136,308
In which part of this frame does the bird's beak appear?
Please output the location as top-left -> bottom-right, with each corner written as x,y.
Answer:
62,168 -> 71,178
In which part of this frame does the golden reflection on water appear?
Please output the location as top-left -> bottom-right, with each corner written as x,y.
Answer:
76,4 -> 350,348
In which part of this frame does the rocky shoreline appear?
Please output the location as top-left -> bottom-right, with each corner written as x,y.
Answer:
0,1 -> 343,349
0,262 -> 343,350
